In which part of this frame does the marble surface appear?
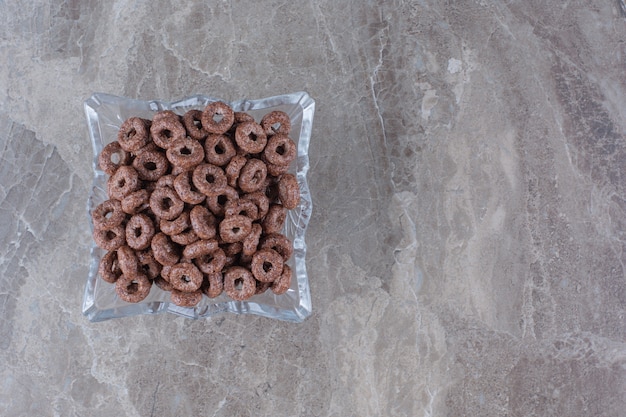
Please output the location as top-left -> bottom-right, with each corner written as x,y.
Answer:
1,0 -> 625,415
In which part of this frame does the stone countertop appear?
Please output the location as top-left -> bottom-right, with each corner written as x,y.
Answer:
1,1 -> 625,416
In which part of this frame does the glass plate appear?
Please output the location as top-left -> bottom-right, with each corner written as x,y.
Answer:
82,92 -> 314,323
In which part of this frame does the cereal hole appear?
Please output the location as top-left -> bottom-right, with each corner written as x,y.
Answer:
111,153 -> 121,164
161,197 -> 173,210
234,278 -> 244,290
262,262 -> 272,272
217,195 -> 227,205
105,230 -> 117,240
271,122 -> 281,132
276,145 -> 285,155
205,173 -> 216,183
117,178 -> 126,187
128,281 -> 139,293
128,128 -> 136,138
213,113 -> 224,123
133,227 -> 142,237
215,144 -> 225,154
163,129 -> 173,139
144,161 -> 157,171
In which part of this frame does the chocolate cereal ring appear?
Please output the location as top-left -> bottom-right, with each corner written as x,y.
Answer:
225,154 -> 247,188
182,109 -> 208,140
235,121 -> 267,154
278,173 -> 300,209
242,223 -> 262,256
151,232 -> 180,266
271,264 -> 292,295
169,262 -> 203,292
261,110 -> 291,136
107,165 -> 140,200
149,186 -> 184,220
251,248 -> 284,282
194,248 -> 226,275
263,134 -> 296,166
136,249 -> 162,280
156,174 -> 176,189
117,245 -> 140,278
118,117 -> 149,152
234,111 -> 255,124
171,228 -> 199,245
115,273 -> 152,303
241,192 -> 270,220
132,148 -> 170,181
182,238 -> 219,260
174,171 -> 205,205
125,213 -> 156,250
260,233 -> 293,261
266,161 -> 290,177
223,266 -> 256,301
159,210 -> 190,236
150,117 -> 186,149
192,164 -> 227,197
152,110 -> 180,124
202,272 -> 224,298
238,158 -> 267,193
261,204 -> 287,234
98,250 -> 122,283
255,280 -> 271,295
225,199 -> 259,220
121,189 -> 150,215
98,141 -> 131,175
189,205 -> 217,239
170,289 -> 203,307
205,186 -> 238,217
166,138 -> 205,170
93,224 -> 126,251
222,241 -> 243,257
92,199 -> 125,230
204,134 -> 236,167
154,275 -> 174,292
201,101 -> 234,134
219,215 -> 252,243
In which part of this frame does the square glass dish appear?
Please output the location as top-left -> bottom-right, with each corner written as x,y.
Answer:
82,92 -> 314,323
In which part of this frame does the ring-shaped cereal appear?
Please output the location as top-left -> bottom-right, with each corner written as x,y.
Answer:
132,148 -> 170,181
168,262 -> 203,292
182,109 -> 208,140
136,249 -> 162,280
151,232 -> 180,266
174,171 -> 206,205
241,191 -> 270,220
201,101 -> 234,134
219,215 -> 253,243
117,245 -> 140,278
92,199 -> 125,230
242,223 -> 262,256
261,204 -> 286,235
154,275 -> 174,292
166,138 -> 205,170
156,174 -> 176,189
251,248 -> 284,282
107,165 -> 140,201
260,233 -> 293,261
194,248 -> 226,275
182,238 -> 219,260
260,110 -> 291,136
98,250 -> 122,283
192,163 -> 227,197
204,134 -> 236,166
263,134 -> 296,166
170,289 -> 203,307
121,189 -> 150,215
149,186 -> 184,220
235,121 -> 267,154
118,117 -> 149,152
225,155 -> 247,188
115,272 -> 152,303
238,158 -> 267,193
189,205 -> 217,240
205,186 -> 238,217
223,266 -> 256,301
171,228 -> 199,246
93,224 -> 126,251
266,161 -> 290,177
222,241 -> 243,257
271,264 -> 292,295
98,141 -> 131,175
202,272 -> 224,298
234,111 -> 255,124
159,210 -> 190,236
150,117 -> 186,149
278,173 -> 300,210
225,199 -> 259,220
125,213 -> 156,250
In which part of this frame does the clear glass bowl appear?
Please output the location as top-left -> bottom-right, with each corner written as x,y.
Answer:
82,92 -> 314,323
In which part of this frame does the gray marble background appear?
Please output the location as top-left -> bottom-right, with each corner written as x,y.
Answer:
1,0 -> 626,416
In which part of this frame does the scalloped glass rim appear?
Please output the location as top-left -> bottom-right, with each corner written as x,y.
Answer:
82,92 -> 314,323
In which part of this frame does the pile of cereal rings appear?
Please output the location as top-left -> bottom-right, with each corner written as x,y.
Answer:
92,101 -> 300,307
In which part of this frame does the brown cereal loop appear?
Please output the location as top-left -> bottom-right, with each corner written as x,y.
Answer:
154,275 -> 174,292
174,171 -> 205,205
194,248 -> 226,275
278,173 -> 301,210
262,204 -> 287,234
201,101 -> 234,134
235,121 -> 267,154
192,164 -> 227,197
225,155 -> 247,188
202,272 -> 224,298
219,215 -> 252,243
182,109 -> 208,140
166,138 -> 205,170
169,262 -> 203,292
152,110 -> 180,124
107,165 -> 140,200
98,250 -> 122,283
151,232 -> 180,266
182,238 -> 219,260
189,205 -> 217,240
251,248 -> 284,283
223,266 -> 256,301
150,117 -> 186,149
160,210 -> 190,236
225,199 -> 259,220
266,161 -> 290,177
261,110 -> 291,136
205,186 -> 238,217
115,273 -> 152,303
156,174 -> 176,189
234,111 -> 255,124
204,134 -> 236,167
121,189 -> 150,215
92,199 -> 125,230
263,134 -> 296,166
170,289 -> 203,307
132,148 -> 169,181
118,117 -> 149,152
241,192 -> 270,220
98,141 -> 131,175
260,233 -> 293,261
238,158 -> 267,193
93,224 -> 126,251
255,280 -> 271,295
149,186 -> 184,220
271,264 -> 292,295
242,223 -> 262,256
125,213 -> 156,250
222,241 -> 243,257
136,249 -> 162,280
117,245 -> 140,278
171,228 -> 199,245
